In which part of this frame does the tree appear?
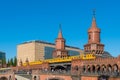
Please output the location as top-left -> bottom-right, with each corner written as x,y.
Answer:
7,59 -> 10,67
10,58 -> 13,66
2,58 -> 6,64
13,56 -> 17,66
7,57 -> 17,67
2,58 -> 6,68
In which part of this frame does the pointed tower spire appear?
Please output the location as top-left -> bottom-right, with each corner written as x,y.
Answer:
58,24 -> 63,38
93,9 -> 96,19
91,9 -> 97,28
88,10 -> 100,32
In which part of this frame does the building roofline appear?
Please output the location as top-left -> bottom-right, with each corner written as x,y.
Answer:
0,51 -> 5,53
19,40 -> 80,49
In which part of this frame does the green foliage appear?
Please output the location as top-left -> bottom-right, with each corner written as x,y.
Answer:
2,58 -> 6,64
7,56 -> 17,67
13,56 -> 17,66
10,58 -> 13,66
7,59 -> 10,67
1,58 -> 6,68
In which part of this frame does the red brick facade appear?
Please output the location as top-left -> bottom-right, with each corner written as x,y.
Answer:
39,75 -> 72,80
72,56 -> 120,74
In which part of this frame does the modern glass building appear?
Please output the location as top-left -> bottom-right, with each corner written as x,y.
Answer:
0,51 -> 6,68
44,46 -> 80,59
0,51 -> 6,60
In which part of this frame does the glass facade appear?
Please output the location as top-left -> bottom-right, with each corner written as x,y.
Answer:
68,50 -> 80,56
0,52 -> 6,60
44,46 -> 80,59
44,46 -> 55,59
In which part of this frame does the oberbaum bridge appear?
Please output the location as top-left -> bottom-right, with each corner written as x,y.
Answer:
0,13 -> 120,80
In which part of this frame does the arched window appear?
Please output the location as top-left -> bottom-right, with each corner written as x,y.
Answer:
87,65 -> 91,73
92,65 -> 95,73
107,64 -> 112,73
83,65 -> 86,73
113,64 -> 118,72
96,65 -> 100,73
101,65 -> 106,73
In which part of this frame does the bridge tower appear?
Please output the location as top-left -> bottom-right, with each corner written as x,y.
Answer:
52,24 -> 68,58
84,10 -> 104,54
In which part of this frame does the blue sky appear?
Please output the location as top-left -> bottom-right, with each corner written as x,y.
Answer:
0,0 -> 120,60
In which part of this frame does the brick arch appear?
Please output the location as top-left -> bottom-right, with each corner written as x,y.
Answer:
82,65 -> 86,73
101,64 -> 107,72
0,77 -> 8,80
87,65 -> 91,73
96,65 -> 100,73
54,65 -> 66,71
107,64 -> 112,73
91,65 -> 95,73
46,77 -> 64,80
112,64 -> 119,72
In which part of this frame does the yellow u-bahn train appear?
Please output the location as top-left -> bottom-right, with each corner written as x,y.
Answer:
23,53 -> 96,66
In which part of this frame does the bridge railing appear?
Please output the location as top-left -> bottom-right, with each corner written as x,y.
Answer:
14,70 -> 28,74
80,71 -> 120,77
32,69 -> 71,75
0,70 -> 13,74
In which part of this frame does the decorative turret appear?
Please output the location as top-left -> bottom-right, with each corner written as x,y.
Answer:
52,24 -> 68,58
55,24 -> 65,50
84,10 -> 104,54
88,13 -> 100,44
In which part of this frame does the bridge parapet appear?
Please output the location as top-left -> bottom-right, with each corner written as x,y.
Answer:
81,71 -> 120,77
0,68 -> 13,74
32,69 -> 71,76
